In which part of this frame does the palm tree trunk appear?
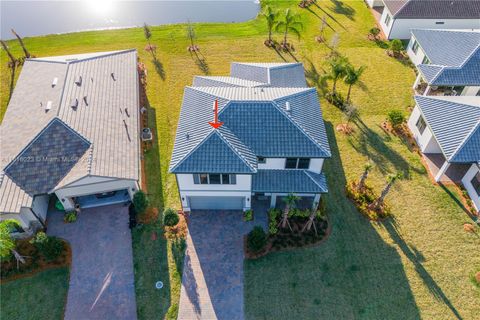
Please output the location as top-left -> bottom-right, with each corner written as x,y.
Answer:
279,206 -> 292,230
284,28 -> 288,45
347,84 -> 353,102
332,78 -> 337,93
268,28 -> 272,42
11,29 -> 30,58
357,170 -> 369,192
301,210 -> 317,234
371,182 -> 392,209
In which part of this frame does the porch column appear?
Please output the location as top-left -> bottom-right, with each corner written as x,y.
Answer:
413,73 -> 422,89
424,85 -> 431,96
270,193 -> 277,209
312,194 -> 321,210
435,161 -> 450,182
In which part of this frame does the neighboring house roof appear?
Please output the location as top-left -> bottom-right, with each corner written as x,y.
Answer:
252,169 -> 328,194
415,96 -> 480,163
230,62 -> 307,87
3,118 -> 91,195
411,29 -> 480,67
384,0 -> 480,19
418,50 -> 480,86
0,49 -> 140,214
170,85 -> 331,173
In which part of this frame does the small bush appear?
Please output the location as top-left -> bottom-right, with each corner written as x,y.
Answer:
163,208 -> 179,227
369,27 -> 380,37
247,226 -> 267,253
387,110 -> 405,129
30,232 -> 64,262
64,211 -> 77,223
244,209 -> 253,221
389,39 -> 404,54
268,209 -> 280,235
133,190 -> 149,214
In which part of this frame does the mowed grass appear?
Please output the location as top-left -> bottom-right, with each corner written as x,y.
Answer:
1,0 -> 479,319
0,268 -> 69,320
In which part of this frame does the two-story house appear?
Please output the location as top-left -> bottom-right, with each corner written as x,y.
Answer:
408,29 -> 480,97
170,62 -> 331,212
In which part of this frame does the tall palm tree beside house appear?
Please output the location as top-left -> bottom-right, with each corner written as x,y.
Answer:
344,64 -> 366,103
275,8 -> 303,50
143,23 -> 157,59
279,193 -> 299,230
186,21 -> 200,52
356,161 -> 373,192
11,29 -> 30,59
1,40 -> 18,102
327,55 -> 349,94
369,173 -> 402,210
261,5 -> 278,47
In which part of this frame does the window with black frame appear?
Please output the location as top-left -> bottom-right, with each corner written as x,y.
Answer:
416,115 -> 427,134
471,172 -> 480,197
193,173 -> 236,185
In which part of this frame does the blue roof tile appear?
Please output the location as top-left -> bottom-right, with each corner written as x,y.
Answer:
252,169 -> 328,193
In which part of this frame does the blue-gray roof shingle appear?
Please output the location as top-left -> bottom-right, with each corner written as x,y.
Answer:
252,169 -> 328,193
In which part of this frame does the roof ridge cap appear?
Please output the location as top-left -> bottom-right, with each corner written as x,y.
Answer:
169,129 -> 215,172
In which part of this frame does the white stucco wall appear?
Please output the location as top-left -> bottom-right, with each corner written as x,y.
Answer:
55,178 -> 139,210
64,176 -> 118,187
388,18 -> 480,39
461,86 -> 480,96
257,158 -> 324,173
379,6 -> 394,39
461,164 -> 480,211
406,36 -> 427,65
407,106 -> 442,154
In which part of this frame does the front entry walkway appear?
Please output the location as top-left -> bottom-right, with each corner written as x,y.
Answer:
47,204 -> 137,320
178,210 -> 266,320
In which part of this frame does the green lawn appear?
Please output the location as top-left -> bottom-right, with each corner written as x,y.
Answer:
1,0 -> 479,319
0,268 -> 69,320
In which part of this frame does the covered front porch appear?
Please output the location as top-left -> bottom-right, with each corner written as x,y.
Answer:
413,73 -> 464,97
422,153 -> 471,184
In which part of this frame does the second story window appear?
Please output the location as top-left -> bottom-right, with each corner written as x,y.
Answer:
411,40 -> 419,54
416,115 -> 427,134
384,14 -> 391,27
285,158 -> 310,169
194,174 -> 236,185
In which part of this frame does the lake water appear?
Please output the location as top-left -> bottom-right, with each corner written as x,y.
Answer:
0,1 -> 260,39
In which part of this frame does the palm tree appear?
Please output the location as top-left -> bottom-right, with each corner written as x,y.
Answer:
327,55 -> 348,94
261,5 -> 278,47
344,64 -> 366,102
186,21 -> 199,52
0,220 -> 26,269
301,201 -> 324,234
1,40 -> 18,102
279,193 -> 299,230
275,8 -> 303,49
356,161 -> 373,192
369,173 -> 402,209
143,23 -> 156,58
11,29 -> 30,58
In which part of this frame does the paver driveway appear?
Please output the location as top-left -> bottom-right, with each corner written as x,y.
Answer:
48,204 -> 137,320
178,210 -> 267,320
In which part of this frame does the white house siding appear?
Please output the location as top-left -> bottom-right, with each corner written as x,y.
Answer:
257,158 -> 324,173
366,0 -> 384,7
55,178 -> 139,210
379,7 -> 394,39
461,164 -> 480,211
461,86 -> 480,96
407,37 -> 427,65
407,106 -> 442,154
176,174 -> 252,212
388,18 -> 480,39
64,176 -> 118,188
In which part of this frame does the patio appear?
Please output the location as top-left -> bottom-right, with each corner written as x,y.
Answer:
422,153 -> 470,184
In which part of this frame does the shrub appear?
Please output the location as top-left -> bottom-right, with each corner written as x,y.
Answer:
325,92 -> 346,110
369,27 -> 380,37
387,110 -> 405,129
268,209 -> 280,235
64,211 -> 77,223
244,209 -> 253,221
133,190 -> 149,214
389,39 -> 404,54
30,232 -> 64,262
247,226 -> 267,253
163,208 -> 179,227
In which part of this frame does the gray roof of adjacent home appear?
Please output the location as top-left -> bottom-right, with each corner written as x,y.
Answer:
418,49 -> 480,86
384,0 -> 480,19
411,29 -> 480,67
252,169 -> 328,194
0,49 -> 140,214
415,96 -> 480,163
170,66 -> 330,174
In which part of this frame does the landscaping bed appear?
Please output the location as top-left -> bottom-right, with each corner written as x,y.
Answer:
346,181 -> 391,221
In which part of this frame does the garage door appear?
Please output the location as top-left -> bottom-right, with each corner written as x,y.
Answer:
189,196 -> 244,210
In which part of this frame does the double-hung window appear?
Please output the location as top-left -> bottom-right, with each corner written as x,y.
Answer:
193,174 -> 236,185
384,14 -> 391,27
416,115 -> 427,134
411,40 -> 419,54
285,158 -> 310,169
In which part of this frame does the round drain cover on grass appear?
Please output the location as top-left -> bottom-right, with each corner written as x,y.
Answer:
155,281 -> 164,289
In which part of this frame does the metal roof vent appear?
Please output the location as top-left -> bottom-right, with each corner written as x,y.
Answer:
52,77 -> 58,88
285,101 -> 291,112
75,76 -> 82,86
111,72 -> 116,81
71,98 -> 79,109
83,96 -> 88,106
185,133 -> 190,140
45,101 -> 52,111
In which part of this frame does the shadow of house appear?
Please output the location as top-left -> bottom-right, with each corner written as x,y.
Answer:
348,117 -> 424,179
383,220 -> 464,320
244,122 -> 421,319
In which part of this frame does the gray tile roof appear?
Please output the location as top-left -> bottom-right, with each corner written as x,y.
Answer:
4,118 -> 91,195
411,29 -> 480,67
415,96 -> 480,163
418,49 -> 480,86
0,49 -> 139,214
385,0 -> 480,19
193,76 -> 268,88
252,169 -> 328,194
231,62 -> 307,87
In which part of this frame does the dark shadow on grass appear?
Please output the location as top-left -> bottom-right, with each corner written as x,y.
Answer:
348,117 -> 425,179
306,7 -> 336,32
384,220 -> 464,320
304,58 -> 328,96
313,2 -> 347,30
272,45 -> 288,62
172,238 -> 186,274
438,183 -> 476,218
190,51 -> 210,75
329,0 -> 356,20
152,59 -> 166,80
244,122 -> 421,319
374,39 -> 389,49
